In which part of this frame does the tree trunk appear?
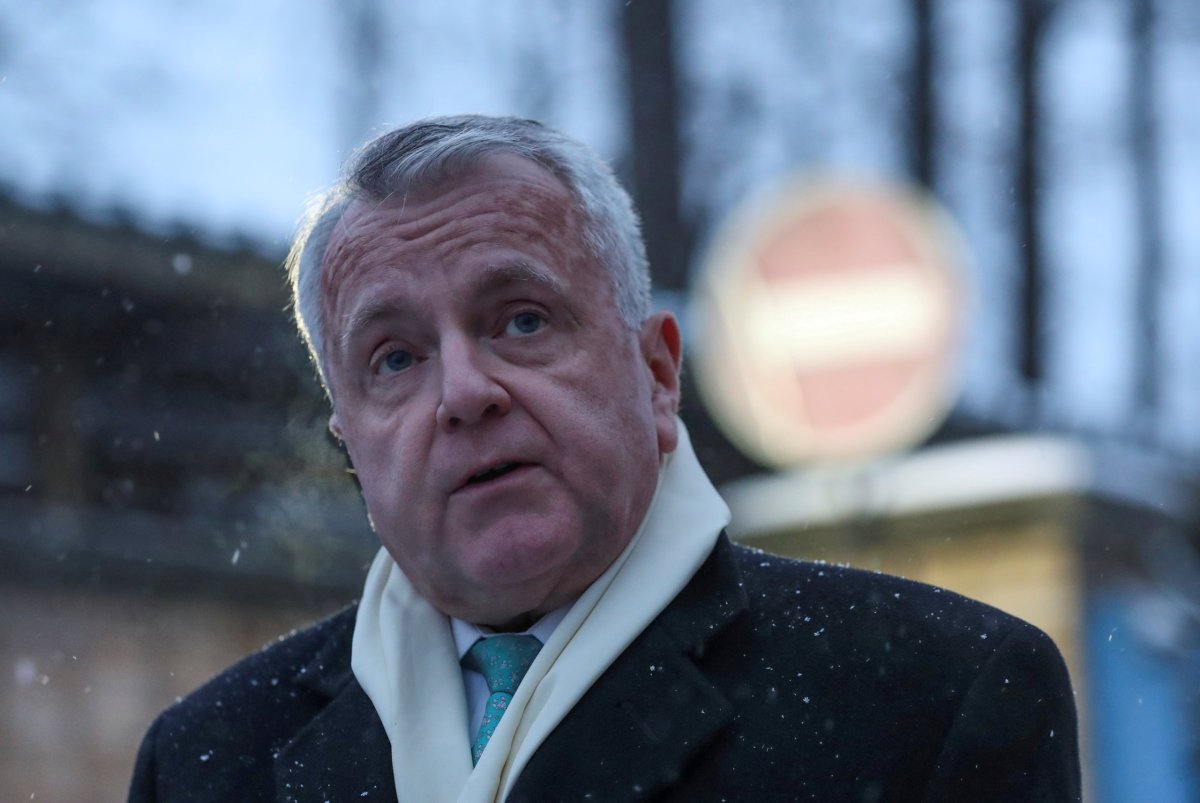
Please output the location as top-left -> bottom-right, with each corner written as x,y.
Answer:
620,0 -> 689,291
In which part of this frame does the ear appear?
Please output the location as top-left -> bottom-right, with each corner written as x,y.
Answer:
639,310 -> 683,456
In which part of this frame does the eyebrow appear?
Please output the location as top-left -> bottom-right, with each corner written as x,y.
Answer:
337,261 -> 569,353
477,261 -> 568,296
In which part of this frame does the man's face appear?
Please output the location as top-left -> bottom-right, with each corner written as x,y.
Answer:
321,154 -> 681,626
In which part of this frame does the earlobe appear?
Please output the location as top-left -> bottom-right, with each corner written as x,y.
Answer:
640,311 -> 683,455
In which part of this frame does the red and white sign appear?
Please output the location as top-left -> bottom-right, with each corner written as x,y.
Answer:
691,180 -> 967,468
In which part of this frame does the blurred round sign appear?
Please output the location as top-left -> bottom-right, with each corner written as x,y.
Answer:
691,180 -> 967,468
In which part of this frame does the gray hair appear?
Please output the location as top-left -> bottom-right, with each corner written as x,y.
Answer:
285,114 -> 651,389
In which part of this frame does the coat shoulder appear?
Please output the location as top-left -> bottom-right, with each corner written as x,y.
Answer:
163,602 -> 358,722
128,604 -> 359,802
719,541 -> 1080,800
729,541 -> 1049,648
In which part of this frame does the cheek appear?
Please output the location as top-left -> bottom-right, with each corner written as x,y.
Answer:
340,417 -> 413,498
572,368 -> 658,472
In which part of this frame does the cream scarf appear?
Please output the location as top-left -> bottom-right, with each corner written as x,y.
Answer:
351,421 -> 729,803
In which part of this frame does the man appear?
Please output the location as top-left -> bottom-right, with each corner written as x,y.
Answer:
129,115 -> 1080,802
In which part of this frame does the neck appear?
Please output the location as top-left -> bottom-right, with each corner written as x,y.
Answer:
480,611 -> 539,633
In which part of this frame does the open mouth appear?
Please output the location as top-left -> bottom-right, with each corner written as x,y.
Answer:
465,461 -> 526,487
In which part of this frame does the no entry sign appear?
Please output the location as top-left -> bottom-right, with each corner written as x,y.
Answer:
691,180 -> 967,468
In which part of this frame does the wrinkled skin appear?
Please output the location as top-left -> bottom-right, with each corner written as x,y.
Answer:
321,154 -> 682,627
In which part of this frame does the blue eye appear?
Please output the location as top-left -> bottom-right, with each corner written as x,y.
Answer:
506,311 -> 545,336
379,349 -> 414,374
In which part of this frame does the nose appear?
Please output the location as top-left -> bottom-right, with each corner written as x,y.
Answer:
435,340 -> 511,432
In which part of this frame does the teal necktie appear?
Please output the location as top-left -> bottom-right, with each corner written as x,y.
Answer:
462,634 -> 543,765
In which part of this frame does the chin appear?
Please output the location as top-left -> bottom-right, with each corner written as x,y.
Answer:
470,516 -> 582,572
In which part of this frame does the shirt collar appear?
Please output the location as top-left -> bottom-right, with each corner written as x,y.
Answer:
450,604 -> 572,660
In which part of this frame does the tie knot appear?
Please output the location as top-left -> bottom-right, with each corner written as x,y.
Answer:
463,634 -> 543,695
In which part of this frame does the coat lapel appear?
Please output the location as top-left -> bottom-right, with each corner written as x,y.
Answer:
273,614 -> 395,802
508,535 -> 748,803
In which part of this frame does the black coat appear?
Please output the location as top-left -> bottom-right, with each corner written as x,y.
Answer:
128,535 -> 1081,802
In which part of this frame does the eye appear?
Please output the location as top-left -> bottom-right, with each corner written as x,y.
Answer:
505,310 -> 546,336
377,348 -> 415,374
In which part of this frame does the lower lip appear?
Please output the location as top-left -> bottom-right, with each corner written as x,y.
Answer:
457,464 -> 538,495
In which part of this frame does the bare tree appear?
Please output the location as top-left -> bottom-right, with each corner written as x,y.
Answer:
620,0 -> 689,291
909,0 -> 937,188
1131,0 -> 1163,437
1016,0 -> 1052,400
339,0 -> 385,152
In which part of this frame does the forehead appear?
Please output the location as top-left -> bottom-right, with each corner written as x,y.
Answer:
319,154 -> 587,317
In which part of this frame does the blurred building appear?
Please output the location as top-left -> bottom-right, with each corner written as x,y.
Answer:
0,198 -> 376,799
